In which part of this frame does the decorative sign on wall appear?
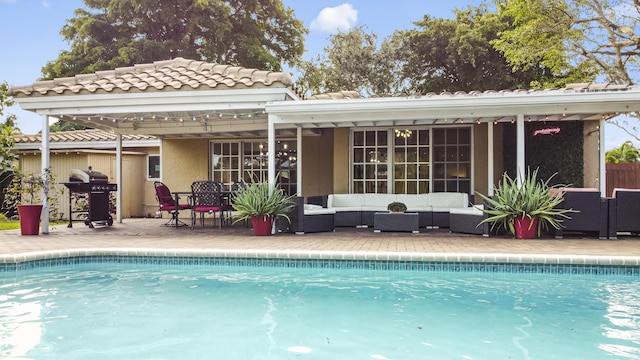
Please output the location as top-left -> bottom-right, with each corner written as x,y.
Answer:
533,127 -> 561,136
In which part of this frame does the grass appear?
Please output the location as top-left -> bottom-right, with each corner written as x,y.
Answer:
0,216 -> 67,230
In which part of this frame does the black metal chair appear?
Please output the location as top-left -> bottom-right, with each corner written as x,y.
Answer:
190,181 -> 224,229
153,181 -> 191,227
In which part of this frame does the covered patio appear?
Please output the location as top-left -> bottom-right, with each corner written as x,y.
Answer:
9,58 -> 640,234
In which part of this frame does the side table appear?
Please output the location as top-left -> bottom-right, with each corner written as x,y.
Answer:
373,212 -> 419,234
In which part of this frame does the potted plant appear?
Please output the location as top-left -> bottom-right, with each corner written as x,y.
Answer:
475,168 -> 575,239
230,180 -> 296,236
3,169 -> 49,235
387,201 -> 407,213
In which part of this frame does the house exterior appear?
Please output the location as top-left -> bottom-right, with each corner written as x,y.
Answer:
12,129 -> 160,218
8,57 -> 640,233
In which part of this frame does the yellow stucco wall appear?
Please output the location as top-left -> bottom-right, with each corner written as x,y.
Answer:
583,120 -> 601,189
472,123 -> 505,202
301,130 -> 334,197
161,138 -> 210,192
333,128 -> 350,194
19,152 -> 147,219
473,124 -> 489,197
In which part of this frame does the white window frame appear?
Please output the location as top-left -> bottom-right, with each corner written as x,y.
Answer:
147,154 -> 161,181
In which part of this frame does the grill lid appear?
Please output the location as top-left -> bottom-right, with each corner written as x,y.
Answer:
69,167 -> 109,183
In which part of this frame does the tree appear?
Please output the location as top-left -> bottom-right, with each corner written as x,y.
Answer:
493,0 -> 640,138
41,0 -> 307,80
295,26 -> 409,97
404,6 -> 589,94
606,140 -> 640,163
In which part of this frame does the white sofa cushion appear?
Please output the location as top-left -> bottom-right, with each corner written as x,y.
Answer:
395,194 -> 430,208
362,194 -> 397,208
426,192 -> 469,208
328,194 -> 365,208
449,205 -> 483,216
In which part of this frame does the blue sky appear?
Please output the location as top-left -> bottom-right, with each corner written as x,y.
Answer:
0,0 -> 631,150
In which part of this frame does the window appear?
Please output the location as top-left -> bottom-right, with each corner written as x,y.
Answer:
212,142 -> 240,185
147,154 -> 160,180
352,130 -> 388,193
393,129 -> 430,194
432,128 -> 471,193
351,127 -> 471,194
211,140 -> 297,195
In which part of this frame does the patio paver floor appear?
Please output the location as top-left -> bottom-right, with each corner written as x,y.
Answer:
1,218 -> 638,259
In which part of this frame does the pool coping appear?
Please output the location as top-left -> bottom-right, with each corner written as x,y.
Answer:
2,248 -> 639,266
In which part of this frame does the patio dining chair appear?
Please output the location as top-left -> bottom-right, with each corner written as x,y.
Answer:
190,180 -> 225,229
154,181 -> 191,227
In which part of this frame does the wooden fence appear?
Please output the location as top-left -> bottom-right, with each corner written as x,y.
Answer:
606,162 -> 640,197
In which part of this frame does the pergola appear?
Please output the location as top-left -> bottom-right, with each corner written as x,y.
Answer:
10,58 -> 640,233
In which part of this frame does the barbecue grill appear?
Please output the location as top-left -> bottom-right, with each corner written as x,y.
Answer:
62,167 -> 117,228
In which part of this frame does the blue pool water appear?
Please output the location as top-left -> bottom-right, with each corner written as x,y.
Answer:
1,262 -> 639,359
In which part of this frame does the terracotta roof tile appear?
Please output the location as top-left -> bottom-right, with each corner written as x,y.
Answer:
308,91 -> 364,100
10,57 -> 293,97
12,129 -> 157,144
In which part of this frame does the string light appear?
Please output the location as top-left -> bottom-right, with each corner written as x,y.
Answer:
394,129 -> 412,138
58,110 -> 268,123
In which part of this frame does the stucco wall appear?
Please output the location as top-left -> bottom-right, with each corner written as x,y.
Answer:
301,130 -> 334,197
583,120 -> 601,189
472,123 -> 505,203
333,128 -> 350,194
161,138 -> 210,192
473,124 -> 489,198
18,152 -> 146,219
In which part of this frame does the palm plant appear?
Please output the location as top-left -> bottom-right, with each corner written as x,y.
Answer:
475,168 -> 576,237
230,180 -> 296,223
605,140 -> 640,163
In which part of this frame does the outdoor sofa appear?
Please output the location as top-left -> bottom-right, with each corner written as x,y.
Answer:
308,193 -> 471,228
289,196 -> 336,234
607,188 -> 640,239
553,188 -> 609,239
449,205 -> 491,236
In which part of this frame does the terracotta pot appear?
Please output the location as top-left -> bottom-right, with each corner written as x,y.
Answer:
17,204 -> 43,236
251,215 -> 274,236
514,216 -> 539,239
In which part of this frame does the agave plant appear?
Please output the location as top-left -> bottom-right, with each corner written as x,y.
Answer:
475,168 -> 576,237
230,180 -> 296,223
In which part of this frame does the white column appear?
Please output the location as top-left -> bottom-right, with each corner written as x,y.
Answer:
487,122 -> 494,197
599,119 -> 606,194
516,114 -> 525,185
40,115 -> 50,234
116,134 -> 123,223
296,126 -> 302,196
267,114 -> 276,185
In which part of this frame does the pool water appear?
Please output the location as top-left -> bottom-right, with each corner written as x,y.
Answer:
1,263 -> 639,359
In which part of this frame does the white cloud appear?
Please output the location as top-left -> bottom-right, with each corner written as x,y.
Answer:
310,3 -> 358,34
41,1 -> 50,8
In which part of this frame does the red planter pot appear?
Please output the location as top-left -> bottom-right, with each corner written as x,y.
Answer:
514,216 -> 539,239
17,204 -> 43,236
251,215 -> 274,236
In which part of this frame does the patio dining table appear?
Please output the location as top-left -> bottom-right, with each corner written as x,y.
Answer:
172,189 -> 235,228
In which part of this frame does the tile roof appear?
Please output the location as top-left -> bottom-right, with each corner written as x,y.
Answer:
306,83 -> 632,100
10,57 -> 294,97
308,91 -> 364,100
13,129 -> 157,144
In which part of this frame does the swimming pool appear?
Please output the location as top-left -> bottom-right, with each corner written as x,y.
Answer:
1,258 -> 639,359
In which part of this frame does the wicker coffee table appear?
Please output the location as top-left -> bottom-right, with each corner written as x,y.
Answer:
373,212 -> 420,234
